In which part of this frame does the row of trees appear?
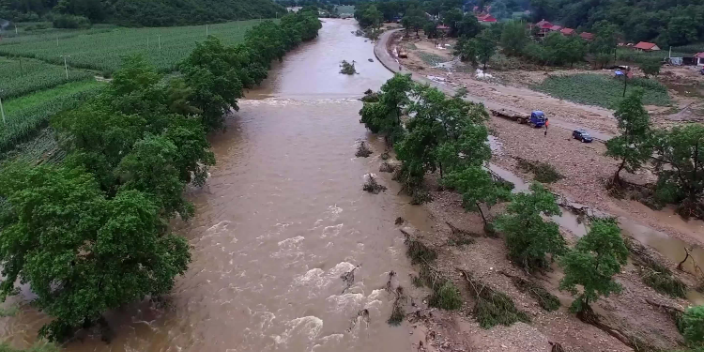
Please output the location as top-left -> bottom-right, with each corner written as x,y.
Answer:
607,89 -> 704,220
0,10 -> 320,342
530,0 -> 704,47
0,0 -> 287,26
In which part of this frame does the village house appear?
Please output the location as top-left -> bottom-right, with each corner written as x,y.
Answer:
695,52 -> 704,66
535,19 -> 553,37
476,14 -> 497,23
560,27 -> 575,36
633,41 -> 660,52
579,32 -> 594,41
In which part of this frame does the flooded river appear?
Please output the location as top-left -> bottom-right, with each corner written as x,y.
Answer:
0,19 -> 433,351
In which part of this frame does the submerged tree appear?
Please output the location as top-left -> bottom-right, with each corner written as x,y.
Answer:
559,218 -> 628,313
495,183 -> 566,272
606,89 -> 653,186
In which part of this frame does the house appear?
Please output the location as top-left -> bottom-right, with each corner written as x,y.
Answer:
535,19 -> 553,37
549,25 -> 562,32
579,32 -> 594,41
477,14 -> 497,23
695,52 -> 704,66
560,28 -> 575,36
437,24 -> 450,33
633,41 -> 660,52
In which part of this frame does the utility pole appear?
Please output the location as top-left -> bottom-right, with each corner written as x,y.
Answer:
158,35 -> 161,49
206,24 -> 209,36
622,73 -> 628,97
61,55 -> 69,79
0,91 -> 5,125
14,24 -> 17,35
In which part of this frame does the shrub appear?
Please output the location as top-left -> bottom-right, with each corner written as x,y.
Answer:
517,158 -> 563,183
680,305 -> 704,347
429,280 -> 463,310
52,15 -> 92,29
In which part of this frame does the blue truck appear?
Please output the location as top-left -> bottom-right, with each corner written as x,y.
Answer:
491,108 -> 547,128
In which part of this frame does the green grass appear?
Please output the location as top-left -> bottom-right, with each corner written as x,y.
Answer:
0,57 -> 95,99
0,80 -> 104,155
417,51 -> 447,66
534,73 -> 671,109
0,20 -> 264,73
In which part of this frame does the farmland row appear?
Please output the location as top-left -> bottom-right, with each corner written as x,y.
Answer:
0,57 -> 95,99
0,20 -> 264,73
0,80 -> 105,156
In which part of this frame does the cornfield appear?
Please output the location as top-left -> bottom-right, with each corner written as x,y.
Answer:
0,80 -> 104,155
0,20 -> 264,73
534,73 -> 671,109
0,57 -> 94,99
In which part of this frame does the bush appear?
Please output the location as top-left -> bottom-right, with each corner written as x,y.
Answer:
429,280 -> 463,310
517,158 -> 563,184
681,305 -> 704,347
52,15 -> 92,29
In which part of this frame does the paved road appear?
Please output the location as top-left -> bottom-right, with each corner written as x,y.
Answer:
374,29 -> 615,142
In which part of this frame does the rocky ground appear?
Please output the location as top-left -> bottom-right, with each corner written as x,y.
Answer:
371,30 -> 704,352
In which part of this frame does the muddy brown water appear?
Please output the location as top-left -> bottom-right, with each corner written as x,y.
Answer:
0,19 -> 434,351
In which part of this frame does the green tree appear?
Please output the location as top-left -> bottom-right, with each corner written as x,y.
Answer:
0,163 -> 190,341
662,16 -> 698,47
559,218 -> 628,313
424,21 -> 440,38
456,37 -> 479,66
590,20 -> 618,55
653,124 -> 704,218
401,6 -> 426,36
605,89 -> 653,186
456,14 -> 482,38
442,8 -> 464,37
495,183 -> 566,272
639,59 -> 661,78
500,20 -> 529,56
475,32 -> 496,70
362,4 -> 383,28
680,305 -> 704,347
444,167 -> 512,227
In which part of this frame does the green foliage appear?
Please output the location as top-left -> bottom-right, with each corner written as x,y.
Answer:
606,89 -> 654,185
406,237 -> 438,265
641,268 -> 688,298
0,57 -> 94,100
0,163 -> 191,341
429,281 -> 463,310
512,277 -> 561,311
652,124 -> 704,220
559,219 -> 628,312
495,183 -> 566,272
500,20 -> 529,56
534,74 -> 671,109
444,167 -> 512,226
474,32 -> 496,70
463,271 -> 531,328
401,6 -> 426,35
340,60 -> 357,75
357,4 -> 383,28
52,14 -> 92,29
359,73 -> 413,140
640,59 -> 662,78
681,305 -> 704,347
0,80 -> 103,157
517,158 -> 563,183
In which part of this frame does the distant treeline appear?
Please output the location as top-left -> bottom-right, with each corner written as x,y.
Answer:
0,0 -> 287,26
530,0 -> 704,47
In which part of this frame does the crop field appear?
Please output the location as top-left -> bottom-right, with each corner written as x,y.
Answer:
0,80 -> 104,155
534,73 -> 671,109
0,20 -> 263,73
0,57 -> 95,99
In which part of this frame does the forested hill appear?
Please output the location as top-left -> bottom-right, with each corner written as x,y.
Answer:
532,0 -> 704,46
0,0 -> 287,26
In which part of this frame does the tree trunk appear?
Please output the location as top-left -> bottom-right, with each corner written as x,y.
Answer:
476,201 -> 488,228
613,158 -> 626,186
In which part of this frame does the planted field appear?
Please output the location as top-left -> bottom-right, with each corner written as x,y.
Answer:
0,20 -> 263,73
0,80 -> 104,155
534,74 -> 671,108
0,57 -> 94,99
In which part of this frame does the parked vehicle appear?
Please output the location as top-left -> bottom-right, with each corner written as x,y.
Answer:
529,111 -> 547,128
491,108 -> 547,128
572,129 -> 593,143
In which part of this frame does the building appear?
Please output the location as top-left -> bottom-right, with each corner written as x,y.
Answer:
549,25 -> 562,32
695,52 -> 704,66
535,19 -> 553,37
579,32 -> 594,41
633,41 -> 660,52
477,14 -> 497,23
559,28 -> 575,36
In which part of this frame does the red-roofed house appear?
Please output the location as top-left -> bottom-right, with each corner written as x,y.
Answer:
535,19 -> 553,37
560,28 -> 575,36
579,32 -> 594,41
477,14 -> 497,23
550,25 -> 562,31
633,41 -> 660,52
695,52 -> 704,66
